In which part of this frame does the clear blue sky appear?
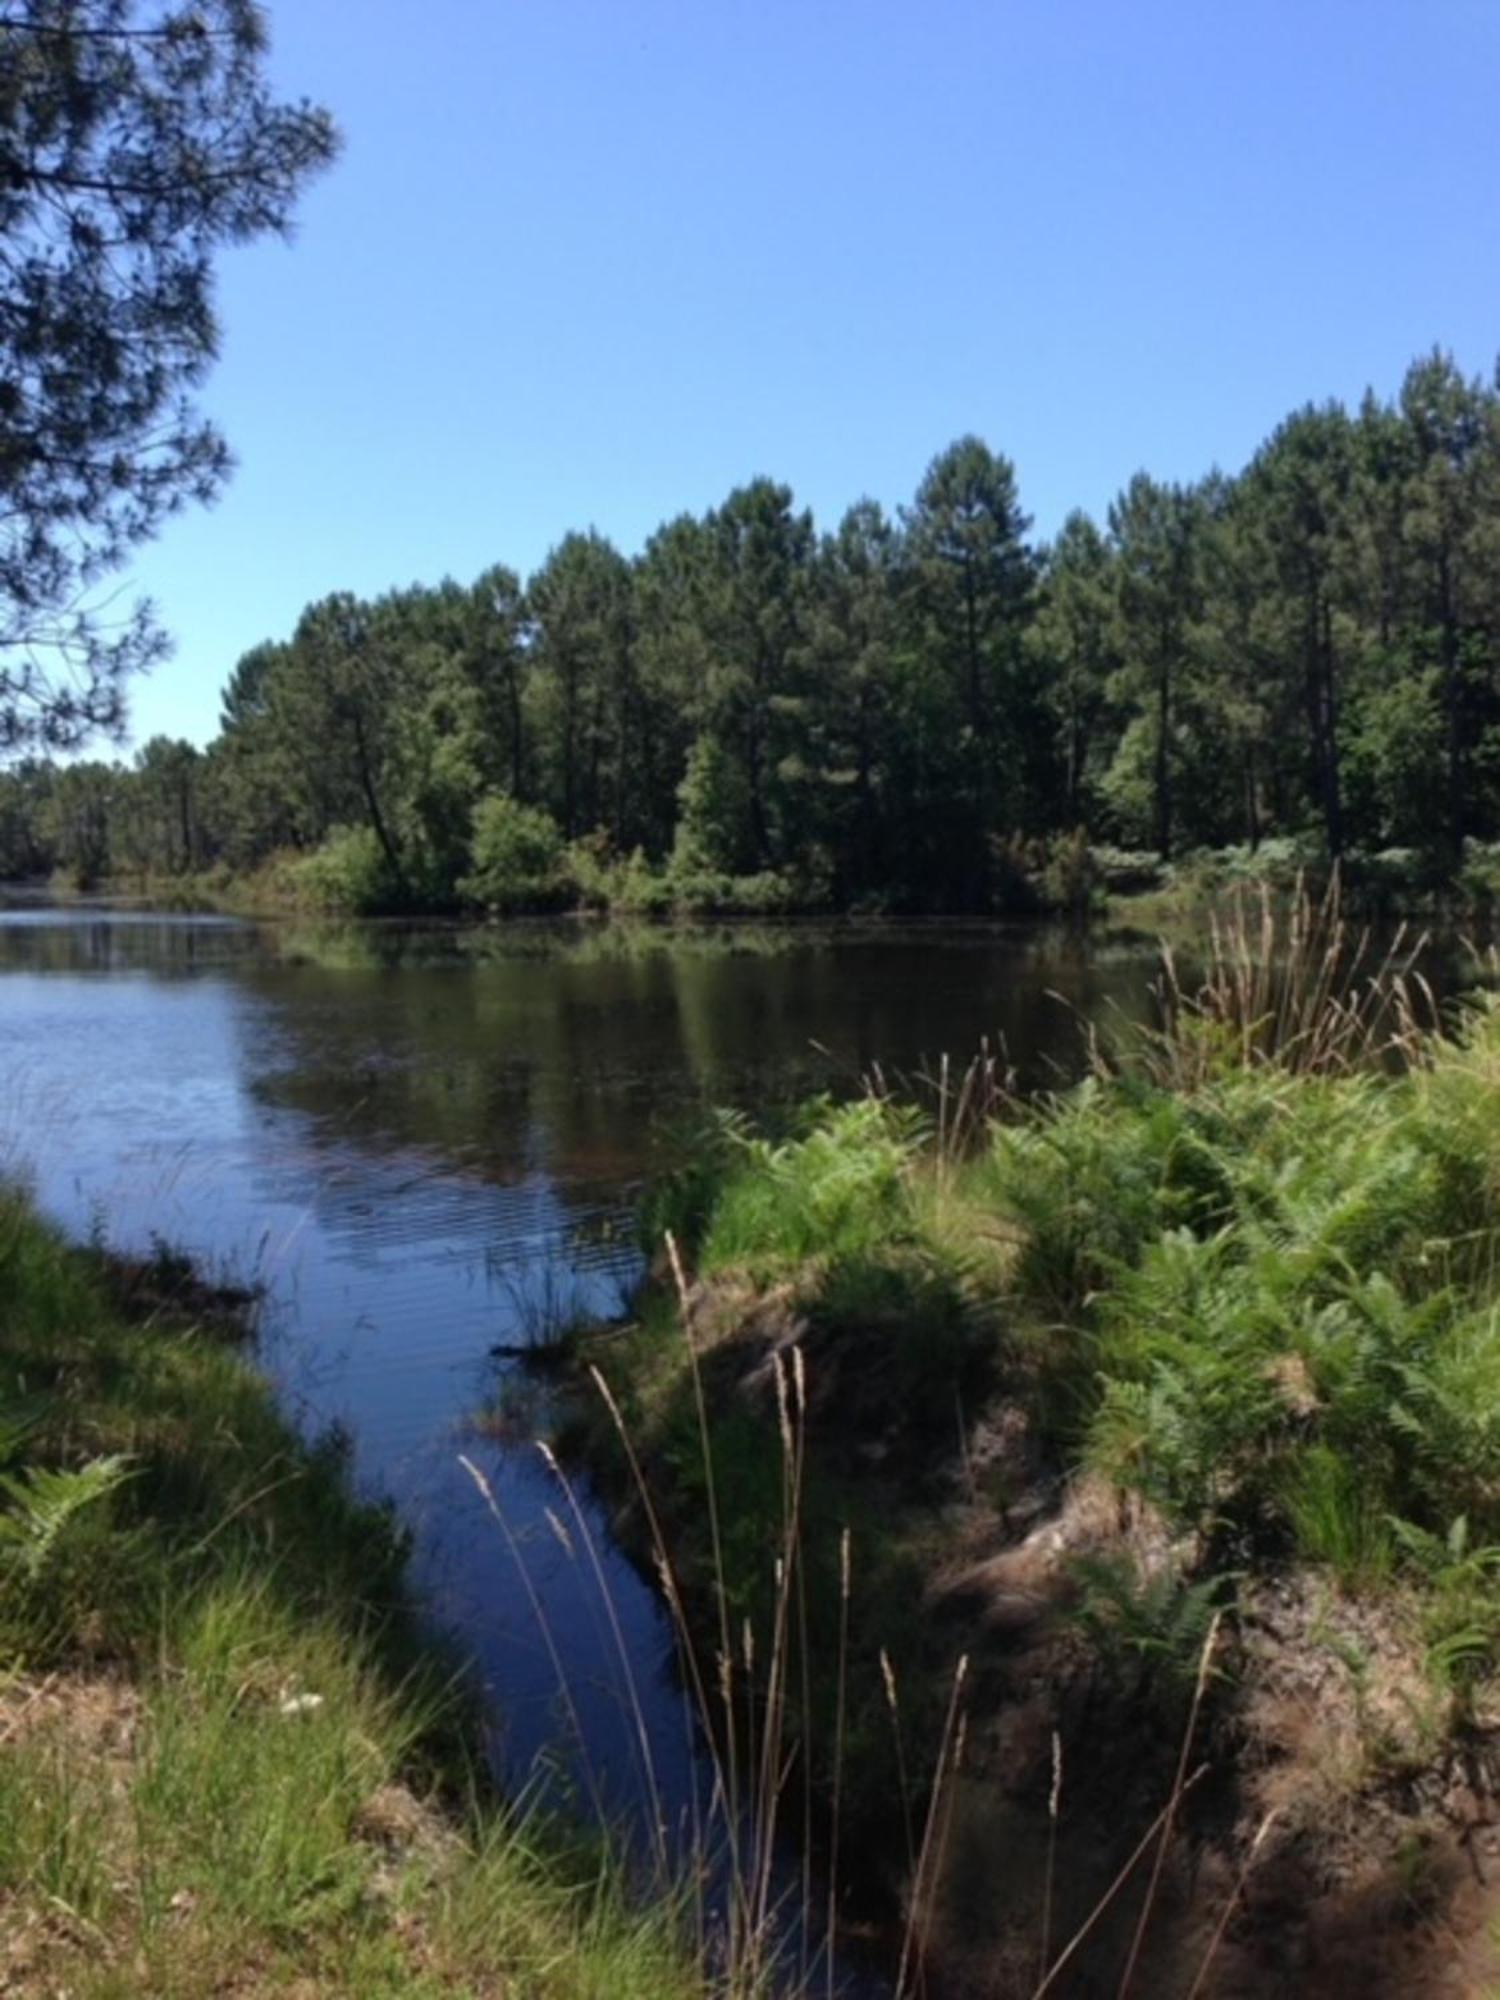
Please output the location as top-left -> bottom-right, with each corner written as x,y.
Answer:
122,0 -> 1500,750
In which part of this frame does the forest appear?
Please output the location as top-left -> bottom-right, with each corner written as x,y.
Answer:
6,347 -> 1500,917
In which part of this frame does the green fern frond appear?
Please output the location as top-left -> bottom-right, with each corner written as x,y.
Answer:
0,1454 -> 133,1582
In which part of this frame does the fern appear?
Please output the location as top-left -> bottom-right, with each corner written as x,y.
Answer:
0,1454 -> 133,1582
1069,1551 -> 1233,1700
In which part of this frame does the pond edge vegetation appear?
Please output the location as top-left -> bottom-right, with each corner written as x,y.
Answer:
553,885 -> 1500,1994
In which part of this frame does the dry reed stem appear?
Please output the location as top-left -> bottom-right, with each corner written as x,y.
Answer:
1031,1766 -> 1210,1998
1038,1730 -> 1062,1985
826,1525 -> 851,2000
456,1452 -> 611,1834
895,1652 -> 969,2000
1183,1808 -> 1280,2000
585,1367 -> 746,1936
590,1249 -> 834,1994
880,1646 -> 918,1891
666,1229 -> 748,1916
1144,876 -> 1434,1088
535,1437 -> 670,1881
1115,1610 -> 1223,1999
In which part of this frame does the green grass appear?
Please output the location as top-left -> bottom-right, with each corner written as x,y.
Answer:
0,1189 -> 702,1998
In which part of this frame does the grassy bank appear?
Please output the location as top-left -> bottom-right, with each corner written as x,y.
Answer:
0,1193 -> 700,1998
571,908 -> 1500,1994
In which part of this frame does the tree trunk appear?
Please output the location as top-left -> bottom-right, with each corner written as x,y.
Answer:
1305,595 -> 1343,858
350,704 -> 405,889
1154,642 -> 1172,861
1440,546 -> 1464,855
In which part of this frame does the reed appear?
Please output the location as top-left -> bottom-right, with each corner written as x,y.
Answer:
1115,1612 -> 1222,1997
1138,872 -> 1434,1085
475,1237 -> 1259,2000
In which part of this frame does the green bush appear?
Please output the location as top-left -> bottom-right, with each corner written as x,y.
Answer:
609,847 -> 674,915
459,792 -> 568,912
665,861 -> 812,916
969,1009 -> 1500,1564
804,1247 -> 993,1438
1090,844 -> 1168,895
287,826 -> 403,914
1040,828 -> 1102,914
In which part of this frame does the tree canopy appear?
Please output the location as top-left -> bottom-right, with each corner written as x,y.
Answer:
0,0 -> 337,748
9,350 -> 1500,914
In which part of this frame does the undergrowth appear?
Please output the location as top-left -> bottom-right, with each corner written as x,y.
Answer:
574,892 -> 1500,1988
639,905 -> 1500,1616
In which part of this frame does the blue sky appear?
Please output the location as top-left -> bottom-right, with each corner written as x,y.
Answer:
122,0 -> 1500,749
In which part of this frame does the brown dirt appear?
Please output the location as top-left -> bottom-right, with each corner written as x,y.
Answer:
673,1274 -> 1500,1995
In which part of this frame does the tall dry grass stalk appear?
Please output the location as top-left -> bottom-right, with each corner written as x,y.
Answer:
1032,1767 -> 1210,1998
457,1450 -> 612,1838
1141,873 -> 1435,1086
461,1219 -> 984,1997
1115,1611 -> 1222,1998
894,1652 -> 969,2000
1184,1808 -> 1280,2000
585,1298 -> 846,1995
1038,1731 -> 1062,1985
869,1036 -> 1017,1168
825,1526 -> 850,2000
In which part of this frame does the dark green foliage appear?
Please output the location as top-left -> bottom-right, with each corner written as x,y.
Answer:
803,1248 -> 994,1444
643,984 -> 1500,1626
0,2 -> 338,749
11,348 -> 1500,913
459,793 -> 567,912
971,1008 -> 1500,1587
692,1097 -> 927,1274
1068,1552 -> 1233,1700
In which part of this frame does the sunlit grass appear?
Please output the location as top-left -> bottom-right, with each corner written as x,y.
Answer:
0,1190 -> 704,1999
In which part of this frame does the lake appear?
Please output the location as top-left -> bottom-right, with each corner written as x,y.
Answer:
0,901 -> 1163,1977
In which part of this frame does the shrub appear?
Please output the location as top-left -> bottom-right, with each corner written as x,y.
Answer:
609,847 -> 674,916
287,826 -> 402,914
1090,844 -> 1168,895
459,793 -> 567,912
665,861 -> 810,917
804,1248 -> 993,1439
1040,828 -> 1101,915
1458,839 -> 1500,908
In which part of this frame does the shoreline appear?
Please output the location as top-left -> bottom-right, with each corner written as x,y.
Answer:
12,845 -> 1500,937
0,1189 -> 704,1998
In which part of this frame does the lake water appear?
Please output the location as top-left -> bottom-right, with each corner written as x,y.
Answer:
0,902 -> 1163,1982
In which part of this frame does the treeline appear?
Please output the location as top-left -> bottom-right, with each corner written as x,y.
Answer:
7,348 -> 1500,915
